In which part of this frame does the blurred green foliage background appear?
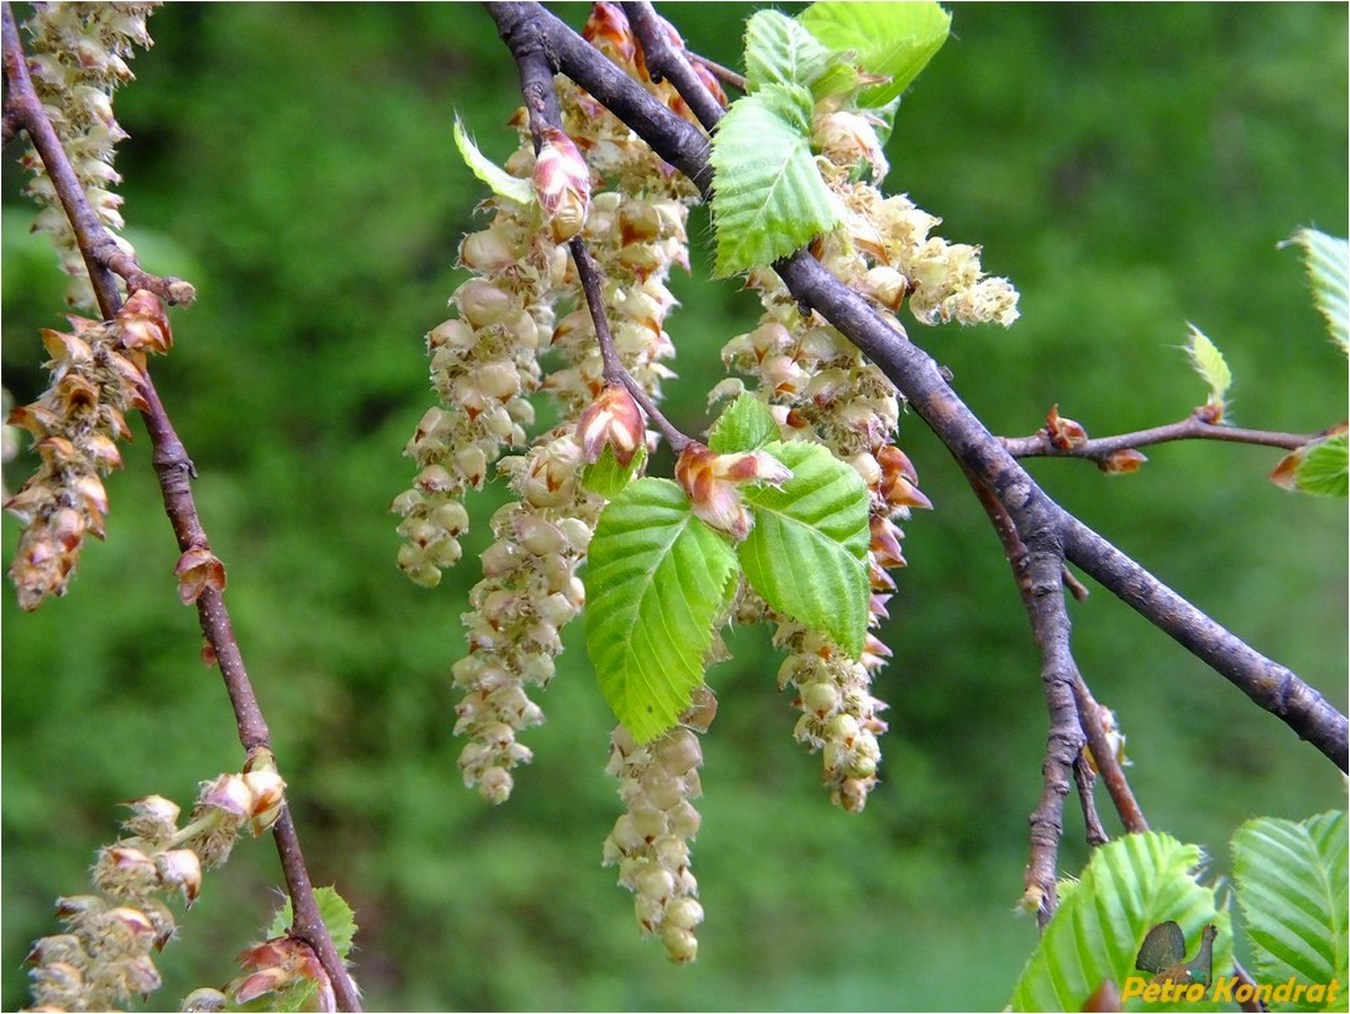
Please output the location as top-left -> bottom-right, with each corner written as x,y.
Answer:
2,4 -> 1346,1010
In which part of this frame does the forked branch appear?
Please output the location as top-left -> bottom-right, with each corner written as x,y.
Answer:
485,0 -> 1348,776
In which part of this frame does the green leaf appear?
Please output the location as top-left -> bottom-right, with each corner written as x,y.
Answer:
1280,229 -> 1349,354
453,114 -> 535,206
738,440 -> 869,658
708,392 -> 780,453
1233,811 -> 1348,1009
798,2 -> 952,108
744,10 -> 837,93
581,443 -> 647,499
1184,324 -> 1232,406
586,478 -> 740,742
709,82 -> 841,277
1009,833 -> 1231,1012
267,887 -> 359,959
1295,433 -> 1349,498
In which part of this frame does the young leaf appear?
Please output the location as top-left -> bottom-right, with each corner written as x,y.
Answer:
1280,228 -> 1349,354
744,10 -> 836,93
708,392 -> 780,453
453,114 -> 535,206
581,442 -> 648,499
1295,432 -> 1349,497
267,886 -> 359,959
737,440 -> 869,658
1009,833 -> 1230,1012
1233,810 -> 1349,1003
1184,324 -> 1232,407
586,478 -> 740,743
709,82 -> 841,277
1271,429 -> 1349,497
798,2 -> 952,108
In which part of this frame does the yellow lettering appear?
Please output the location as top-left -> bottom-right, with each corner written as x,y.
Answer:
1210,976 -> 1235,1003
1120,977 -> 1148,1002
1274,978 -> 1295,1003
1141,981 -> 1162,1003
1184,982 -> 1206,1003
1327,979 -> 1340,1006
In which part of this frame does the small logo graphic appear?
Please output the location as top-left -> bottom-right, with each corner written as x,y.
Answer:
1122,921 -> 1342,1007
1134,920 -> 1217,986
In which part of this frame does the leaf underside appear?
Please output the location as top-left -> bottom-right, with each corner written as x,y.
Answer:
1282,228 -> 1349,353
586,478 -> 739,743
1232,811 -> 1348,1008
452,114 -> 535,206
1184,324 -> 1232,404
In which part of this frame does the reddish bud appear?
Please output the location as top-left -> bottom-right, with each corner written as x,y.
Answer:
1098,448 -> 1147,474
116,290 -> 173,355
583,2 -> 638,68
533,127 -> 591,244
175,546 -> 227,605
675,442 -> 792,541
576,385 -> 644,466
1046,404 -> 1088,450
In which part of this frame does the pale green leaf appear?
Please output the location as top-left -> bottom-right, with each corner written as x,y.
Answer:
1233,811 -> 1348,1009
1010,833 -> 1231,1012
581,443 -> 647,499
744,10 -> 836,93
1184,324 -> 1232,406
267,886 -> 358,958
738,440 -> 869,658
798,1 -> 952,107
1295,434 -> 1348,498
708,392 -> 780,453
586,479 -> 739,742
709,83 -> 841,277
1281,229 -> 1349,354
258,887 -> 358,1011
453,114 -> 535,206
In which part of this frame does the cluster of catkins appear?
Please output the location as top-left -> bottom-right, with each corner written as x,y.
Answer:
5,292 -> 171,610
25,753 -> 285,1012
394,1 -> 706,808
720,101 -> 1019,811
20,2 -> 158,311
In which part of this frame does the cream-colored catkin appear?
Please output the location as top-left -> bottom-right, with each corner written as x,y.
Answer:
424,21 -> 702,804
26,759 -> 284,1011
22,2 -> 159,310
720,105 -> 1019,811
602,686 -> 715,964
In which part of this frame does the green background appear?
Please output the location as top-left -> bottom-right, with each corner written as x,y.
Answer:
3,4 -> 1346,1010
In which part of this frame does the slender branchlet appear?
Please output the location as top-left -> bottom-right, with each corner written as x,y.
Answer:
2,6 -> 358,1008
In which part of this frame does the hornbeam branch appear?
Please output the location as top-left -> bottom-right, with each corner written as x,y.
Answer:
2,7 -> 358,1007
484,1 -> 1348,774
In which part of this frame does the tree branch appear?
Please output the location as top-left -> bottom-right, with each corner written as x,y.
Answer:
485,1 -> 1348,774
0,8 -> 194,306
622,1 -> 723,131
1002,411 -> 1316,463
2,7 -> 358,1008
